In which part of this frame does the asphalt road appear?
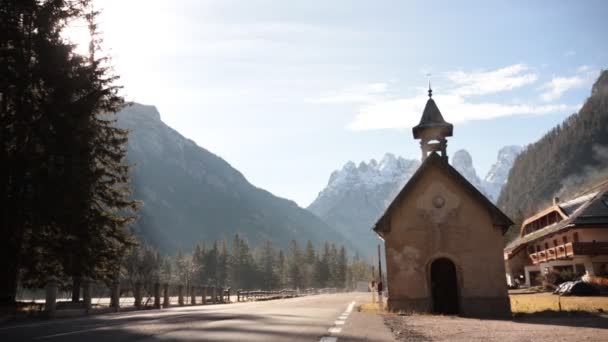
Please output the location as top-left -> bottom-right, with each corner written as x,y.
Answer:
0,292 -> 373,342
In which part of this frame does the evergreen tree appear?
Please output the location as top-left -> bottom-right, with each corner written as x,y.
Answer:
316,242 -> 331,288
217,240 -> 228,287
204,241 -> 219,286
287,240 -> 303,289
259,240 -> 278,290
336,246 -> 347,288
0,0 -> 137,303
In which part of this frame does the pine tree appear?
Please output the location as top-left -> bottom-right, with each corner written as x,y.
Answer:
217,240 -> 228,287
287,240 -> 303,289
0,0 -> 137,303
336,246 -> 347,288
259,240 -> 277,290
205,241 -> 219,286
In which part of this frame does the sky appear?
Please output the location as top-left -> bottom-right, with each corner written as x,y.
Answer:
69,0 -> 608,207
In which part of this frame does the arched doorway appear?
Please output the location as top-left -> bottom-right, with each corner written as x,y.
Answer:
430,258 -> 459,315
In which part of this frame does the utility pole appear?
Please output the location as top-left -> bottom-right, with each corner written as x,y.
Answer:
378,243 -> 384,311
377,244 -> 382,281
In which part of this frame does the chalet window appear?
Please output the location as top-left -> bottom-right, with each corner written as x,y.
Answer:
563,236 -> 568,244
553,239 -> 558,247
573,232 -> 579,242
544,242 -> 549,249
536,245 -> 540,252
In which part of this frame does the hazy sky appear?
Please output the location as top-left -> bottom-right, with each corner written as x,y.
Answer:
76,0 -> 607,207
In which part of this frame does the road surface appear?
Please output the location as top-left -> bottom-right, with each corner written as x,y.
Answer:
0,292 -> 386,342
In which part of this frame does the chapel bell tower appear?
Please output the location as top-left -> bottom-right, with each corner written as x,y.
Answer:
412,87 -> 453,162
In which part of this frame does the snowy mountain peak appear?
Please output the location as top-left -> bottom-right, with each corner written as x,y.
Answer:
483,145 -> 523,202
317,154 -> 421,196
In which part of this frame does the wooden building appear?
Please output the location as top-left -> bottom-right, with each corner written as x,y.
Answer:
504,182 -> 608,287
373,89 -> 513,317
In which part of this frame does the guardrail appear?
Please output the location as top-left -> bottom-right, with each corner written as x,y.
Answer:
17,277 -> 343,318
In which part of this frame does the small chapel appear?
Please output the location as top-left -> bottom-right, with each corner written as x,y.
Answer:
373,88 -> 513,317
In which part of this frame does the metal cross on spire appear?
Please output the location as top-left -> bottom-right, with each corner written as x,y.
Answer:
427,73 -> 432,98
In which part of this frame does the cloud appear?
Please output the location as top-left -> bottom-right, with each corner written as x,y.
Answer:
540,75 -> 586,102
310,82 -> 388,104
347,93 -> 577,130
577,65 -> 591,73
446,64 -> 538,97
344,64 -> 579,131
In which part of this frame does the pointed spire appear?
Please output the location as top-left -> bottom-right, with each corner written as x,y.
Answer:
427,73 -> 432,98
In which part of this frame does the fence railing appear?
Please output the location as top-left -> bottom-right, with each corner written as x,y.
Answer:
18,277 -> 343,318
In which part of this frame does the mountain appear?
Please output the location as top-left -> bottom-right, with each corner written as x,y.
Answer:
117,103 -> 348,254
308,148 -> 520,255
307,154 -> 420,255
498,70 -> 608,240
482,146 -> 522,202
452,149 -> 488,197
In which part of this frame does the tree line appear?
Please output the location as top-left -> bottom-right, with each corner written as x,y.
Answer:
1,0 -> 138,303
123,235 -> 373,292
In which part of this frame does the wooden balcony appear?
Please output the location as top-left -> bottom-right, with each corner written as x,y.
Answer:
527,242 -> 608,265
556,245 -> 566,258
546,247 -> 556,260
538,251 -> 547,262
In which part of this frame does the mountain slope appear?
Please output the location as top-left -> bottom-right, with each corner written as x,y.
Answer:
307,154 -> 420,256
452,149 -> 488,197
498,70 -> 608,239
117,104 -> 347,254
482,146 -> 523,202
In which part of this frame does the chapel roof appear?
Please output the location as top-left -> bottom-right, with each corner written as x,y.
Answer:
372,152 -> 514,235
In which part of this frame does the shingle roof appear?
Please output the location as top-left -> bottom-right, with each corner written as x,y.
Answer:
412,98 -> 454,139
505,187 -> 608,252
373,152 -> 513,235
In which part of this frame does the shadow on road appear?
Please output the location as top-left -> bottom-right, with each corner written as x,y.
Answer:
0,309 -> 373,341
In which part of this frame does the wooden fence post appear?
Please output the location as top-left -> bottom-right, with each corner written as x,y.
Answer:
237,290 -> 240,302
163,283 -> 170,308
134,281 -> 142,309
45,276 -> 58,317
202,286 -> 207,305
190,285 -> 196,305
211,286 -> 216,303
227,288 -> 231,303
154,282 -> 161,309
110,279 -> 120,312
178,284 -> 184,306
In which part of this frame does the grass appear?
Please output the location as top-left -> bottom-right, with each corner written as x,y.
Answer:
359,300 -> 387,314
509,293 -> 608,314
359,293 -> 608,316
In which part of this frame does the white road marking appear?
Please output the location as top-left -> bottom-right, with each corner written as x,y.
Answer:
328,326 -> 342,334
319,301 -> 356,342
319,337 -> 337,342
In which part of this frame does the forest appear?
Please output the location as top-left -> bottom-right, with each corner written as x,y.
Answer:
123,235 -> 372,293
498,70 -> 608,241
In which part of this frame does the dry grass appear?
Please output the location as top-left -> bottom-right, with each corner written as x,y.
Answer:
360,294 -> 608,316
509,293 -> 608,314
359,301 -> 388,314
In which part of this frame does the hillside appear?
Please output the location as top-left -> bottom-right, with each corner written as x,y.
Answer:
117,104 -> 348,254
498,70 -> 608,240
